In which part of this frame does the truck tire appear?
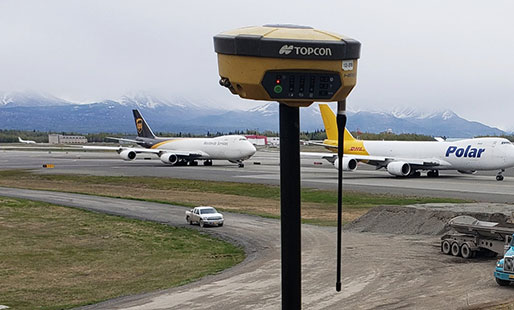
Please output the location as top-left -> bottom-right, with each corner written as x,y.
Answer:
496,277 -> 511,286
441,240 -> 451,255
186,216 -> 192,225
451,242 -> 461,256
199,220 -> 205,228
460,243 -> 473,259
484,249 -> 498,258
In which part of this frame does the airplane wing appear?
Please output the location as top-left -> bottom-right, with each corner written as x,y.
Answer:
301,152 -> 338,163
105,137 -> 140,143
82,146 -> 208,157
301,152 -> 388,164
301,151 -> 449,168
305,141 -> 337,149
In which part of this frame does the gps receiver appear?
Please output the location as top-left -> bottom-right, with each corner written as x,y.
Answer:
213,24 -> 361,106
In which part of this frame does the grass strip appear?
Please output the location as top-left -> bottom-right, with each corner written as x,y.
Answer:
0,169 -> 470,226
0,169 -> 467,205
0,196 -> 244,310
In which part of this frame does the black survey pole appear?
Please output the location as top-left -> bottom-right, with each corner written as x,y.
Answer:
336,99 -> 346,292
279,103 -> 301,309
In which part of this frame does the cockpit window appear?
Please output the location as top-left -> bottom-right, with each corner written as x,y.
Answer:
239,138 -> 247,141
501,141 -> 512,145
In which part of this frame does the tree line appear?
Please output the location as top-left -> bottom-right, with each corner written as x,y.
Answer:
0,130 -> 114,143
2,129 -> 482,143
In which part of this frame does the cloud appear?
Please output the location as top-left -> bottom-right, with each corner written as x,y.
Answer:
1,0 -> 514,129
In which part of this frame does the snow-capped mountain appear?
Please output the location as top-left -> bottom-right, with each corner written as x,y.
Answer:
117,92 -> 202,110
345,108 -> 504,137
0,91 -> 506,137
391,106 -> 457,121
0,91 -> 71,107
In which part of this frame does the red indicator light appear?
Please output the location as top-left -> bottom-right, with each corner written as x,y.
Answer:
276,79 -> 281,84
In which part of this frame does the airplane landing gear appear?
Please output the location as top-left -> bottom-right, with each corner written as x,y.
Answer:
238,161 -> 244,168
496,169 -> 505,181
410,171 -> 421,177
427,170 -> 439,178
203,160 -> 213,166
189,161 -> 198,166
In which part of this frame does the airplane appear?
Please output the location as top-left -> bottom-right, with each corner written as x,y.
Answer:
18,137 -> 36,144
84,109 -> 257,167
303,104 -> 514,181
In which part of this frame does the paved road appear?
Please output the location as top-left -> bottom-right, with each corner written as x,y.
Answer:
2,149 -> 514,203
1,187 -> 513,309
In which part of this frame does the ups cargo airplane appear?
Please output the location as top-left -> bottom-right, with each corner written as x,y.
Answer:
304,104 -> 514,181
85,110 -> 256,167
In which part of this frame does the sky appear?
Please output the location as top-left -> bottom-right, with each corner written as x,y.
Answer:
1,1 -> 514,130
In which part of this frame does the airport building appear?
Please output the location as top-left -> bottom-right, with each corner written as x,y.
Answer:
245,135 -> 267,146
268,137 -> 280,147
48,134 -> 88,144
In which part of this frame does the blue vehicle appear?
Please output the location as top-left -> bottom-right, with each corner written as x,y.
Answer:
495,235 -> 514,286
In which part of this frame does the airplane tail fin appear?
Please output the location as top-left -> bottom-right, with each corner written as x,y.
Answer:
319,104 -> 357,142
18,137 -> 23,143
319,104 -> 338,141
132,109 -> 156,139
344,128 -> 357,141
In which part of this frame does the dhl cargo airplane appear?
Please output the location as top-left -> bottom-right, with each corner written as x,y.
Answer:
84,110 -> 256,167
18,137 -> 36,144
304,104 -> 514,181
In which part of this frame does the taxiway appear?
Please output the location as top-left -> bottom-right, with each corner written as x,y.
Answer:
1,149 -> 514,202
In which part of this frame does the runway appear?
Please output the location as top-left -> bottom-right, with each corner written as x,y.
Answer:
1,149 -> 514,203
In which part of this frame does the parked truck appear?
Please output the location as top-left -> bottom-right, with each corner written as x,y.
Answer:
494,237 -> 514,286
185,206 -> 224,227
440,215 -> 514,259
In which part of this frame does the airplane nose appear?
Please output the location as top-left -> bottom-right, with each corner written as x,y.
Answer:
246,142 -> 256,157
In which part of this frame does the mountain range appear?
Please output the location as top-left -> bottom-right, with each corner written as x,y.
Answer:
0,91 -> 506,137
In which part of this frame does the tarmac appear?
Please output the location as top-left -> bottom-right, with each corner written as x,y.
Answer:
2,149 -> 514,203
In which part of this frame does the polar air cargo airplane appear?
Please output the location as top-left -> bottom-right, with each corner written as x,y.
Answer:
84,110 -> 256,167
306,104 -> 514,181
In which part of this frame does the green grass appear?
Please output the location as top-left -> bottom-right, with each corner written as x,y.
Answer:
0,170 -> 468,207
0,196 -> 244,310
0,169 -> 471,227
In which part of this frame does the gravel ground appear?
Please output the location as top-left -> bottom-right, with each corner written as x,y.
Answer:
346,203 -> 514,235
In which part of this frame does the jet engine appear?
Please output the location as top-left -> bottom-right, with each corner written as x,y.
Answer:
160,153 -> 179,165
334,157 -> 358,171
386,161 -> 411,176
119,150 -> 136,161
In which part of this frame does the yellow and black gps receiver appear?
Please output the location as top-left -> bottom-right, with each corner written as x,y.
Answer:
213,24 -> 360,106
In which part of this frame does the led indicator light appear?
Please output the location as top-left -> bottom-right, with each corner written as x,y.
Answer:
273,85 -> 283,94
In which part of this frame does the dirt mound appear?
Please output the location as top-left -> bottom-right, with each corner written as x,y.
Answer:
345,203 -> 514,235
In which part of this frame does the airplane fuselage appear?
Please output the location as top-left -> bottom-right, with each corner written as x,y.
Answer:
325,137 -> 514,171
139,135 -> 256,161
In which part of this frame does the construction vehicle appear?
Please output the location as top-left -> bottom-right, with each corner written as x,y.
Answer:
440,215 -> 514,259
